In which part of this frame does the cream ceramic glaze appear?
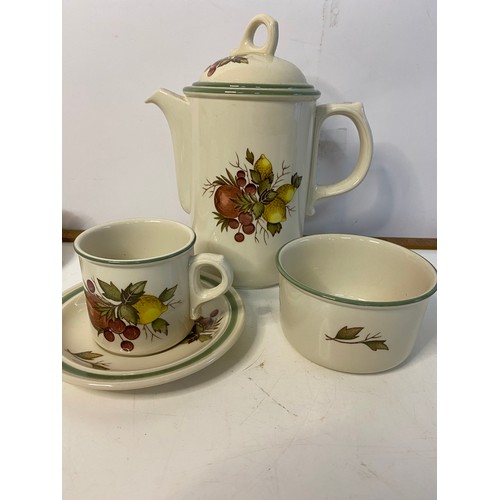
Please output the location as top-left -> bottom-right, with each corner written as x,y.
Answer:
276,234 -> 437,374
74,219 -> 233,357
146,14 -> 373,288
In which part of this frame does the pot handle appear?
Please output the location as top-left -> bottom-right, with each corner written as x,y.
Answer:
231,14 -> 279,57
306,102 -> 373,216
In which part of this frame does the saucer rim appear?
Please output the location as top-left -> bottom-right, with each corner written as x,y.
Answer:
62,278 -> 245,390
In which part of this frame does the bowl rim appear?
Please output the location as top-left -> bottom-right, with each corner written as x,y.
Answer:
275,234 -> 437,307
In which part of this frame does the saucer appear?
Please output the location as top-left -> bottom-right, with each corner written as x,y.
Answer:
62,276 -> 245,390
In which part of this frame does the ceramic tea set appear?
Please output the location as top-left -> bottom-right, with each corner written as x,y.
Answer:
63,15 -> 436,389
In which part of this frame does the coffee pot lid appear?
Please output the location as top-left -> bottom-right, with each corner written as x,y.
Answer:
184,14 -> 320,98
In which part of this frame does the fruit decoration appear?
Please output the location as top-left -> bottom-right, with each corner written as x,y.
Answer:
83,278 -> 179,352
66,308 -> 224,370
203,148 -> 302,244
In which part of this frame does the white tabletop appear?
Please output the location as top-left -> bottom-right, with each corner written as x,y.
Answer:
62,243 -> 437,500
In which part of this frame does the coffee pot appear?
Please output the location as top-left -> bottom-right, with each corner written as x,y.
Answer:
146,14 -> 373,287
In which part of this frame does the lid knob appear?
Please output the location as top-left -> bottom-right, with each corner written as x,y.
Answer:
230,14 -> 279,57
185,13 -> 320,95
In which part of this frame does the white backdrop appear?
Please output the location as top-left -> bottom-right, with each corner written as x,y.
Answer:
62,0 -> 436,238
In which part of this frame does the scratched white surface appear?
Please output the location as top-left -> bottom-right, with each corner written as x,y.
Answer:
62,243 -> 437,499
62,0 -> 436,239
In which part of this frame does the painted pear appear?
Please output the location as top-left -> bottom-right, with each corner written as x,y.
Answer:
263,198 -> 287,223
276,173 -> 302,204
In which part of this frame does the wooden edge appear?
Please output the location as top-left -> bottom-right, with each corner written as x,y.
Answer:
375,237 -> 437,250
62,229 -> 436,250
62,229 -> 83,243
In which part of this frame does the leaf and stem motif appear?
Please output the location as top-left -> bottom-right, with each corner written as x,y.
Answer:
325,326 -> 389,351
205,55 -> 249,77
202,148 -> 302,244
65,349 -> 111,370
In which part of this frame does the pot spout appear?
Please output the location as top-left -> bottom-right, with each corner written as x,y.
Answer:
146,88 -> 192,214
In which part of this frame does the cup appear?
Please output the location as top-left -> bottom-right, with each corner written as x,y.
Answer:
276,234 -> 437,373
73,218 -> 233,356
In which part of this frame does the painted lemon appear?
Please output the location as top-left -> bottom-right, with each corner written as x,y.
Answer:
263,198 -> 287,223
254,154 -> 273,180
132,295 -> 167,325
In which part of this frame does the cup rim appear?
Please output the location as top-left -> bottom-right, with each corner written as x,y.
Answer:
73,218 -> 196,265
276,234 -> 437,308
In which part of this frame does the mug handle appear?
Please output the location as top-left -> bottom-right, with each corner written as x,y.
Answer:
305,102 -> 373,216
188,253 -> 234,319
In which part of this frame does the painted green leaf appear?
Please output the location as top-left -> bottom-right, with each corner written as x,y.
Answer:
198,334 -> 213,342
246,148 -> 255,165
335,326 -> 364,340
235,192 -> 258,216
213,212 -> 224,225
265,190 -> 277,202
152,317 -> 169,335
121,281 -> 146,305
221,219 -> 230,231
92,363 -> 111,371
94,302 -> 115,316
71,350 -> 103,361
250,169 -> 261,184
129,281 -> 147,295
291,172 -> 303,189
97,279 -> 122,302
225,168 -> 237,186
364,340 -> 389,351
181,332 -> 198,344
252,201 -> 265,219
267,222 -> 282,236
213,213 -> 231,231
258,178 -> 271,195
104,308 -> 115,322
118,304 -> 139,324
159,284 -> 177,303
